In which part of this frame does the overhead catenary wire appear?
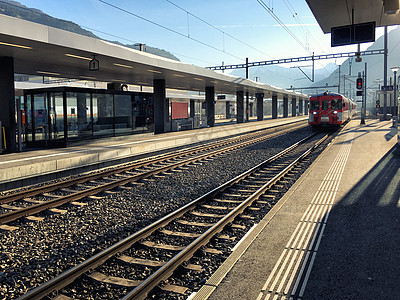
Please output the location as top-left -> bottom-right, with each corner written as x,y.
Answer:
97,0 -> 244,61
165,0 -> 274,59
82,25 -> 220,66
257,0 -> 312,55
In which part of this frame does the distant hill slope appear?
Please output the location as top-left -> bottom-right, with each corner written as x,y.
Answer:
231,27 -> 400,98
0,0 -> 180,61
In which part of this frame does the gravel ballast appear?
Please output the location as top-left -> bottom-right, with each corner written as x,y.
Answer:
0,127 -> 316,299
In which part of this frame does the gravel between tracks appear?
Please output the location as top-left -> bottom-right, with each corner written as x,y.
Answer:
0,127 -> 314,299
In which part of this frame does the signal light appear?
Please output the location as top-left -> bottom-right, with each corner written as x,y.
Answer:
356,77 -> 363,90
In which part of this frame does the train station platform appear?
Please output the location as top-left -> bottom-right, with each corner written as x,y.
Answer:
0,116 -> 307,192
196,119 -> 400,300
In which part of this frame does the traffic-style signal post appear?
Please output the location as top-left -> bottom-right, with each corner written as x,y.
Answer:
356,77 -> 363,90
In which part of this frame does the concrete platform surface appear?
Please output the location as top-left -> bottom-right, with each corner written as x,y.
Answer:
0,116 -> 307,190
195,119 -> 399,300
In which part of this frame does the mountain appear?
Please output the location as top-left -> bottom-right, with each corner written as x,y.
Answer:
230,60 -> 339,90
0,0 -> 180,61
230,25 -> 400,114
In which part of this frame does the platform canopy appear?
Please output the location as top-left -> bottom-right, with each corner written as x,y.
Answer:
306,0 -> 400,34
0,14 -> 306,99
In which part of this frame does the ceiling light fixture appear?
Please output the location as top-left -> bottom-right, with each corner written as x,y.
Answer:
65,53 -> 92,60
79,76 -> 97,80
147,69 -> 162,74
37,71 -> 60,76
113,63 -> 133,69
0,41 -> 32,49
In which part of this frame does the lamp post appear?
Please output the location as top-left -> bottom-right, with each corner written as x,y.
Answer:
390,67 -> 399,127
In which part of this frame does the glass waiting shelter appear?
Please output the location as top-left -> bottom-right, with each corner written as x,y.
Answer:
23,87 -> 154,148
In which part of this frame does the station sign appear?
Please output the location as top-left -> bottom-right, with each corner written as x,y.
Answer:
217,95 -> 226,100
331,22 -> 375,47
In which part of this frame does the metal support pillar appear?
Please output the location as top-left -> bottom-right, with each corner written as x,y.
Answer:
225,101 -> 231,119
272,94 -> 278,119
190,99 -> 195,119
245,92 -> 249,122
299,99 -> 304,115
256,93 -> 264,121
393,70 -> 398,117
291,96 -> 297,117
236,91 -> 244,123
384,26 -> 388,119
0,57 -> 16,152
283,95 -> 289,118
153,79 -> 166,134
305,100 -> 309,114
205,86 -> 215,127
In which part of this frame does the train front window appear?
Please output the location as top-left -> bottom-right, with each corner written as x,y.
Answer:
322,100 -> 329,110
310,101 -> 319,110
331,99 -> 343,110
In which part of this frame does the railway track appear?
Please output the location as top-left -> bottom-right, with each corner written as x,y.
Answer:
0,122 -> 306,227
18,131 -> 330,300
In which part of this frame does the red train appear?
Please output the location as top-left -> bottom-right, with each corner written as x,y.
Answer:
309,92 -> 357,126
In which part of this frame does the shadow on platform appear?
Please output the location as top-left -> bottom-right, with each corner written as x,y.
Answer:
302,144 -> 400,299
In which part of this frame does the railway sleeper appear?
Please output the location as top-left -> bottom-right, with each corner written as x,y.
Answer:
160,229 -> 201,238
70,201 -> 87,207
230,223 -> 246,230
203,248 -> 223,254
88,272 -> 141,287
41,193 -> 62,198
22,198 -> 43,204
247,206 -> 260,211
274,184 -> 285,189
117,255 -> 166,267
236,184 -> 261,188
216,234 -> 236,241
231,189 -> 257,194
0,224 -> 19,231
201,204 -> 232,211
242,179 -> 268,185
49,208 -> 67,214
140,240 -> 185,251
190,211 -> 225,218
1,204 -> 23,210
176,219 -> 214,227
221,193 -> 244,198
59,188 -> 78,193
238,214 -> 255,220
159,284 -> 188,295
213,199 -> 242,204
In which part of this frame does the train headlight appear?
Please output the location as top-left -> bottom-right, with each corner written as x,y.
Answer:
313,111 -> 317,115
333,111 -> 338,114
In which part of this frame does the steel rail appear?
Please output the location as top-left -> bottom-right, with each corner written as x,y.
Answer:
0,121 -> 306,205
123,133 -> 329,299
0,125 -> 306,225
18,132 -> 319,300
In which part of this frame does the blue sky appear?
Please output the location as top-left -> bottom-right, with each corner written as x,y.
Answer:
13,0 -> 387,69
